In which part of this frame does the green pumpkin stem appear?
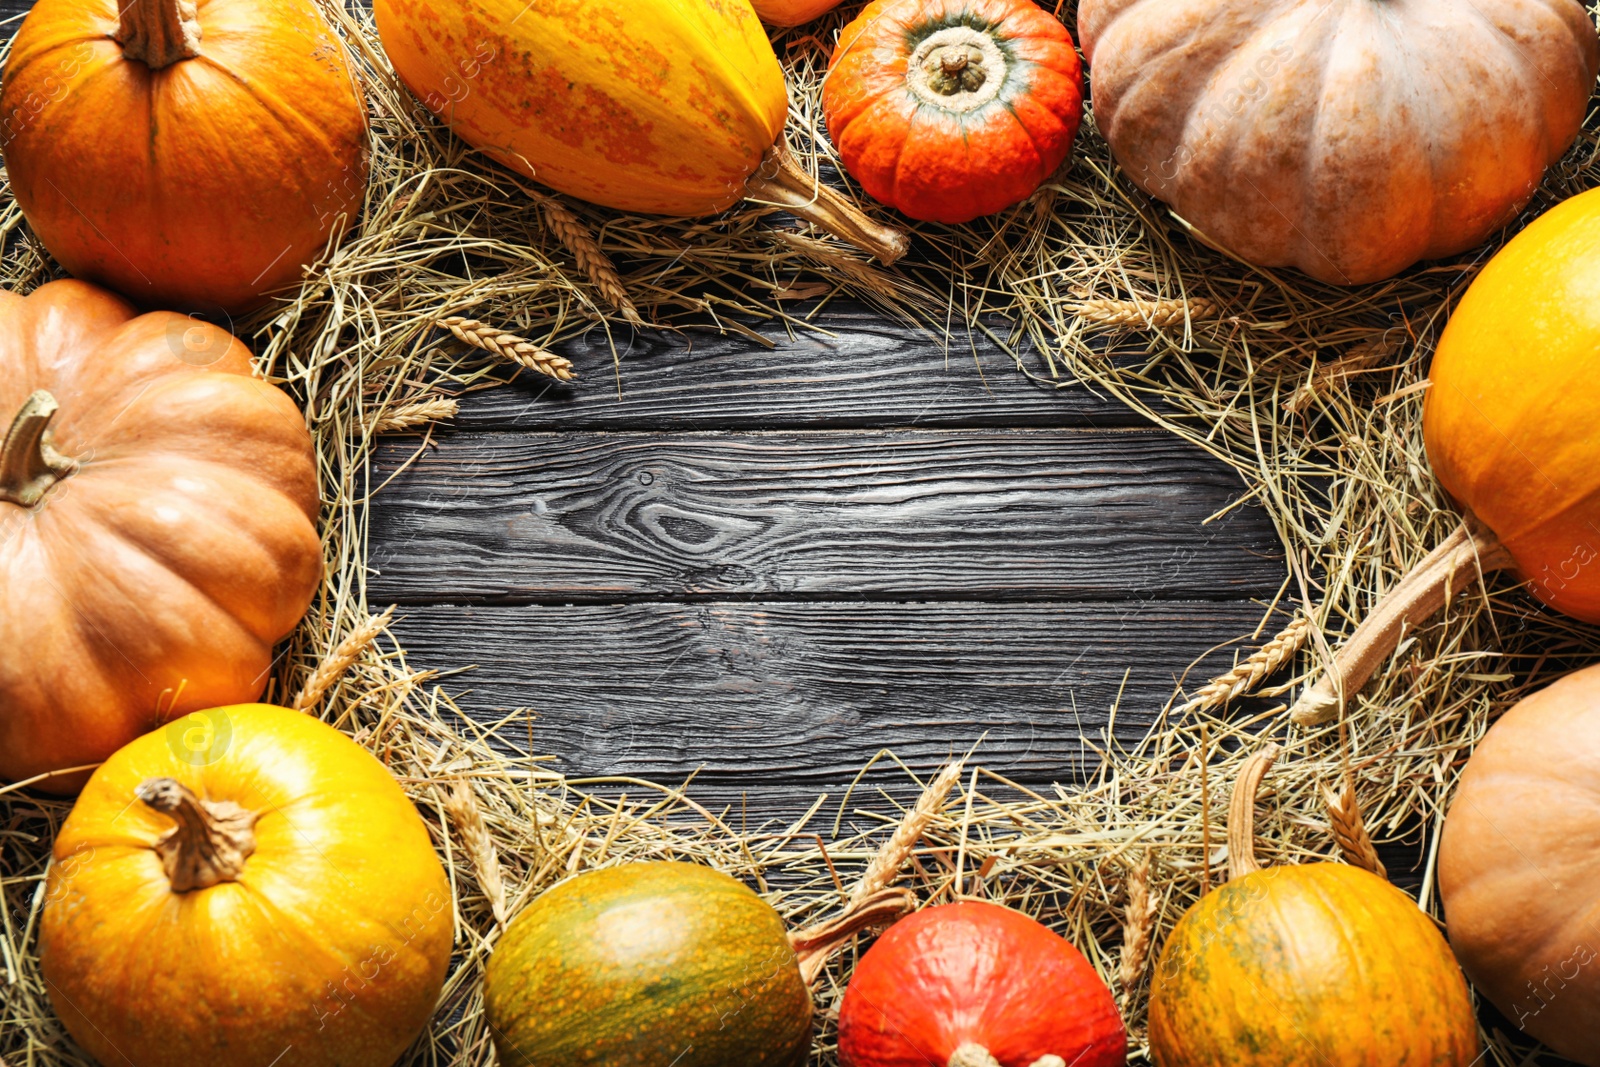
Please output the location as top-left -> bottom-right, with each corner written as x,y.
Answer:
1290,516 -> 1511,726
0,391 -> 76,508
1227,744 -> 1281,881
789,886 -> 914,985
115,0 -> 202,69
137,778 -> 258,892
744,145 -> 910,266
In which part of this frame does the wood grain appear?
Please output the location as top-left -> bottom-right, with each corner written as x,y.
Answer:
448,303 -> 1143,431
369,428 -> 1283,603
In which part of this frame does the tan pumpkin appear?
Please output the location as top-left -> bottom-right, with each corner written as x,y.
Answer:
1077,0 -> 1599,285
0,280 -> 320,791
1440,664 -> 1600,1065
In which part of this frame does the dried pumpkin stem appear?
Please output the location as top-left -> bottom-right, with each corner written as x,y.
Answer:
116,0 -> 201,69
0,391 -> 76,508
136,777 -> 257,892
1227,743 -> 1280,881
948,1046 -> 1065,1067
789,886 -> 914,985
1290,518 -> 1513,726
745,146 -> 910,267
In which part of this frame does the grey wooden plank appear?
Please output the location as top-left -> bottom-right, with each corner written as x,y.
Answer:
369,428 -> 1282,604
452,304 -> 1142,431
394,599 -> 1277,809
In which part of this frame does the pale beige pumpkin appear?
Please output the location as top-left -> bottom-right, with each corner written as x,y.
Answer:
0,280 -> 320,791
1078,0 -> 1599,285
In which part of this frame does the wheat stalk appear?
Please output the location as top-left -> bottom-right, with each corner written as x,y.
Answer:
541,198 -> 643,326
851,758 -> 964,903
1118,853 -> 1159,996
1283,337 -> 1399,414
293,607 -> 394,712
1322,778 -> 1387,878
442,777 -> 509,925
438,316 -> 576,383
1179,616 -> 1310,714
1074,296 -> 1219,329
359,396 -> 458,436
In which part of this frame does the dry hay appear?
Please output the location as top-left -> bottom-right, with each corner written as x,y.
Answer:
4,2 -> 1599,1064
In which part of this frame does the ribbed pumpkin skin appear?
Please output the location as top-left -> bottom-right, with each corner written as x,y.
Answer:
372,0 -> 787,217
753,0 -> 845,26
486,862 -> 812,1067
838,901 -> 1126,1067
825,0 -> 1083,224
1440,664 -> 1600,1066
1149,863 -> 1479,1066
0,0 -> 369,313
40,705 -> 453,1067
1078,0 -> 1598,285
1423,188 -> 1600,622
0,281 -> 320,791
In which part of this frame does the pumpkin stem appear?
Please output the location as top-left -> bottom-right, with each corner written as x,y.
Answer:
1227,744 -> 1281,881
0,391 -> 77,508
789,886 -> 914,985
745,146 -> 910,267
948,1047 -> 1066,1067
1289,517 -> 1513,726
115,0 -> 202,69
136,778 -> 258,892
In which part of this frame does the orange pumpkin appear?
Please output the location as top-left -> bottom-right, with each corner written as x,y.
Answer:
1292,187 -> 1600,724
40,703 -> 453,1067
1149,746 -> 1480,1066
372,0 -> 907,263
0,0 -> 369,313
1078,0 -> 1599,284
0,280 -> 321,791
1440,664 -> 1600,1065
753,0 -> 846,26
825,0 -> 1084,224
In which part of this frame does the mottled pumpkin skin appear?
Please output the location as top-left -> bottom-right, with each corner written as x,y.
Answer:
0,281 -> 320,791
1441,664 -> 1600,1065
372,0 -> 787,217
40,705 -> 453,1067
0,0 -> 369,313
1078,0 -> 1598,285
1149,863 -> 1479,1066
825,0 -> 1083,224
1424,188 -> 1600,623
752,0 -> 845,26
486,862 -> 811,1067
838,901 -> 1126,1067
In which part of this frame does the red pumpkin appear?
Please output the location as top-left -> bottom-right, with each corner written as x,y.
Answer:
825,0 -> 1084,224
837,901 -> 1126,1067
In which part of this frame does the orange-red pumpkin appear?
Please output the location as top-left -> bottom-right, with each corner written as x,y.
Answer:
1292,187 -> 1600,723
1149,747 -> 1480,1066
0,0 -> 369,312
1440,664 -> 1600,1065
825,0 -> 1084,224
0,280 -> 320,791
1078,0 -> 1599,284
838,900 -> 1126,1067
753,0 -> 846,26
40,704 -> 453,1067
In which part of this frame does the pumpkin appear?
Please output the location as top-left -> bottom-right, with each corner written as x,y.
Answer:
1290,187 -> 1600,724
1077,0 -> 1599,285
0,0 -> 369,313
485,861 -> 912,1066
824,0 -> 1084,224
837,900 -> 1125,1067
40,703 -> 453,1067
0,280 -> 320,791
371,0 -> 908,263
752,0 -> 846,26
1440,664 -> 1600,1065
1148,746 -> 1479,1066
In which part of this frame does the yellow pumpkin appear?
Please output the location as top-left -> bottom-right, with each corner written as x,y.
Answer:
40,704 -> 453,1067
371,0 -> 907,262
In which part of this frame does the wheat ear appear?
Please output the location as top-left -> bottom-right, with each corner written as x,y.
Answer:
851,759 -> 965,903
1180,617 -> 1310,713
361,397 -> 458,435
1118,853 -> 1159,995
541,199 -> 643,326
442,777 -> 509,924
293,607 -> 394,712
438,316 -> 576,383
1323,778 -> 1387,878
1074,297 -> 1219,329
